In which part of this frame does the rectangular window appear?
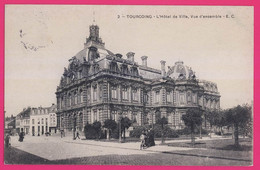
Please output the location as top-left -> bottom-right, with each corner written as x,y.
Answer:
168,115 -> 172,124
192,94 -> 196,104
93,110 -> 97,122
166,91 -> 171,103
93,86 -> 97,101
180,93 -> 185,105
132,89 -> 138,101
122,87 -> 128,100
74,93 -> 77,104
132,113 -> 137,123
187,92 -> 191,102
32,119 -> 35,124
155,91 -> 160,103
111,111 -> 117,121
111,86 -> 117,99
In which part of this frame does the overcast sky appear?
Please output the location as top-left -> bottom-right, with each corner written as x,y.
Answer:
5,5 -> 253,117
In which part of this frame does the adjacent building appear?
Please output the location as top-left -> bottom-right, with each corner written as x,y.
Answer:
30,104 -> 57,136
4,114 -> 16,135
15,108 -> 31,134
15,104 -> 57,136
55,25 -> 221,132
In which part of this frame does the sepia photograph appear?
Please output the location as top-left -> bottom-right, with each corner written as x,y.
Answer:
4,5 -> 253,166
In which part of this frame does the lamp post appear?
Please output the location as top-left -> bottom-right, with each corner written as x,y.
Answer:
73,115 -> 77,140
118,113 -> 122,143
151,109 -> 154,129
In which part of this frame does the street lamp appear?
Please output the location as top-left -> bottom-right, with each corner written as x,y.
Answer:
73,115 -> 77,140
118,113 -> 122,143
151,112 -> 154,129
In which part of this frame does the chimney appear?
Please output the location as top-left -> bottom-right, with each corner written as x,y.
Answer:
126,52 -> 135,62
141,56 -> 148,67
160,60 -> 166,77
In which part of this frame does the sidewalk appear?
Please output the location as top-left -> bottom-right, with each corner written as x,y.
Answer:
60,135 -> 251,163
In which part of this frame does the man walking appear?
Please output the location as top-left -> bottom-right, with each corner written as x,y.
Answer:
76,130 -> 80,139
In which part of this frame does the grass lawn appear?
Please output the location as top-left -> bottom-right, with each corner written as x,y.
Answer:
84,134 -> 210,143
167,137 -> 253,151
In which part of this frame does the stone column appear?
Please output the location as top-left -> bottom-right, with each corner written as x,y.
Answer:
118,84 -> 122,102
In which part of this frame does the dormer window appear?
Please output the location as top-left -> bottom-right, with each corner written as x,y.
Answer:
110,62 -> 118,72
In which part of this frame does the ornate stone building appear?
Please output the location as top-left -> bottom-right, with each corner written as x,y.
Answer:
56,25 -> 220,132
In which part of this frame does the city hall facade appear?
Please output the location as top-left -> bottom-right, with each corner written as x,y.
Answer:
55,25 -> 220,132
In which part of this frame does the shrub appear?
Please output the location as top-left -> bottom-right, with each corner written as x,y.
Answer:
164,126 -> 179,138
84,121 -> 105,139
129,126 -> 146,138
215,131 -> 222,136
150,124 -> 179,138
111,126 -> 119,139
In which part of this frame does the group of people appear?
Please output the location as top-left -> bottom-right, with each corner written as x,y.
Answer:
4,130 -> 25,148
60,129 -> 80,140
140,129 -> 155,150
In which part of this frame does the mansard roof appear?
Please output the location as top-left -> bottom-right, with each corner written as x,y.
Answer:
58,24 -> 220,92
16,107 -> 31,119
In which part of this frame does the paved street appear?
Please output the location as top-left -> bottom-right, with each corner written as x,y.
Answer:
5,134 -> 252,166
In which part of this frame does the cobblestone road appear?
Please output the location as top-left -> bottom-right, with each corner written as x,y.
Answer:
6,134 -> 252,166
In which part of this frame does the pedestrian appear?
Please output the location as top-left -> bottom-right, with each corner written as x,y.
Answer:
5,134 -> 11,148
140,132 -> 146,150
76,130 -> 80,139
60,130 -> 63,138
18,130 -> 24,142
147,129 -> 155,147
